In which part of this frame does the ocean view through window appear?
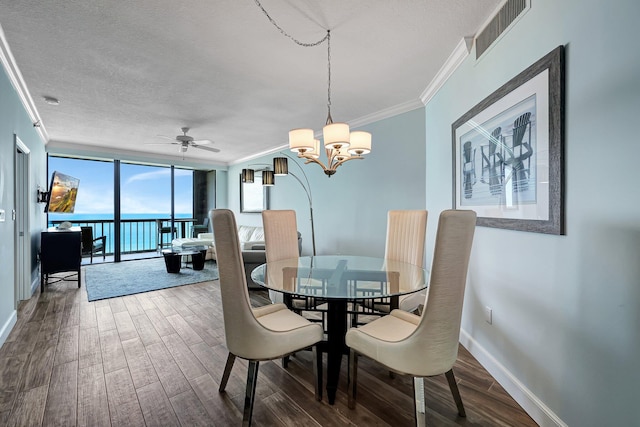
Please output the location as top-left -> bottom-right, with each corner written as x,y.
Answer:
48,156 -> 195,261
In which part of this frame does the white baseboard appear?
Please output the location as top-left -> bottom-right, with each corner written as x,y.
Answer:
31,275 -> 39,296
459,329 -> 567,427
0,310 -> 17,349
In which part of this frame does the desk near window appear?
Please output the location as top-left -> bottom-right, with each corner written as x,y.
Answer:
40,226 -> 82,292
251,255 -> 428,404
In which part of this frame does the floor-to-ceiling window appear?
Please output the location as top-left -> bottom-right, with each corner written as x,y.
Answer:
47,156 -> 115,257
48,155 -> 203,262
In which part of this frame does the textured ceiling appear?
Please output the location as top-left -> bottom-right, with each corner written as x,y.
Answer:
0,0 -> 500,165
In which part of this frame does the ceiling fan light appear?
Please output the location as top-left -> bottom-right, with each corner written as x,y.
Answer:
180,144 -> 188,153
348,131 -> 371,155
323,122 -> 350,150
289,128 -> 315,153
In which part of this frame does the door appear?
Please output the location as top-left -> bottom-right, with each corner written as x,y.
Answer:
15,136 -> 31,304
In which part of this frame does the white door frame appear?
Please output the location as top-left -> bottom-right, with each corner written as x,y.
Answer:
15,135 -> 31,304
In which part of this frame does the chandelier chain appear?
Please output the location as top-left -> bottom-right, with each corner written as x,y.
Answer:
253,0 -> 329,47
326,31 -> 332,124
253,0 -> 333,124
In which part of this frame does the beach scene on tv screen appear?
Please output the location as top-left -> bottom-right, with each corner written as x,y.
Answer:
48,172 -> 79,213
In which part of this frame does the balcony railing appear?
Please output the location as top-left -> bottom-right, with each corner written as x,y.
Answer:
47,218 -> 197,256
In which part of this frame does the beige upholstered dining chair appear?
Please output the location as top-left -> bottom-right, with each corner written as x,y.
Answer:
355,210 -> 427,322
385,210 -> 428,313
213,209 -> 324,426
345,210 -> 476,426
262,210 -> 300,305
262,209 -> 323,310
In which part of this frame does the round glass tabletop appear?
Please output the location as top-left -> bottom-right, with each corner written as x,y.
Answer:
250,255 -> 428,300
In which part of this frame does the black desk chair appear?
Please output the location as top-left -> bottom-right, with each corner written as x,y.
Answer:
81,226 -> 106,263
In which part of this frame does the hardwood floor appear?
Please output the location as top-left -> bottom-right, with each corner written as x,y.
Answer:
0,268 -> 537,426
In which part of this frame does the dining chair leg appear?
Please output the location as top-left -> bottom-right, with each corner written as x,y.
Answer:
445,369 -> 466,417
219,353 -> 236,392
313,346 -> 322,401
348,349 -> 358,409
412,376 -> 426,427
243,360 -> 260,427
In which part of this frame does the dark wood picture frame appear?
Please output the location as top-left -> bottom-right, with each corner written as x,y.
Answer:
452,45 -> 565,234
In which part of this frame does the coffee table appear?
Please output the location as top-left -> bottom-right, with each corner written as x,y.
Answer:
162,246 -> 208,273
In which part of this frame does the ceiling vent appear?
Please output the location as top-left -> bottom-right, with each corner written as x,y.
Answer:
476,0 -> 529,59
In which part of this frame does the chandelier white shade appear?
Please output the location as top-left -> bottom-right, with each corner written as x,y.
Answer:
323,122 -> 350,149
348,131 -> 372,155
288,128 -> 315,153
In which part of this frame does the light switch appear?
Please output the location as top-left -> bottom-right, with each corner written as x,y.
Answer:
484,306 -> 493,324
0,209 -> 5,222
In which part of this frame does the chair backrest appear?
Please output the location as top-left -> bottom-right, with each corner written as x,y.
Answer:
385,210 -> 428,267
414,210 -> 476,374
80,226 -> 93,253
213,209 -> 273,358
262,210 -> 299,263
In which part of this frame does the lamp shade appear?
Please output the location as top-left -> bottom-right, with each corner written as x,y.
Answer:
335,147 -> 351,161
273,157 -> 288,176
348,131 -> 372,155
323,122 -> 350,149
241,168 -> 255,183
307,139 -> 321,159
289,128 -> 315,152
262,170 -> 275,186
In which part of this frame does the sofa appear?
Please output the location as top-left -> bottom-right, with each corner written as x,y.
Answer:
172,224 -> 268,288
172,223 -> 302,289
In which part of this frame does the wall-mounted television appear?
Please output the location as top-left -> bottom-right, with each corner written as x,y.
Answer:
45,171 -> 80,213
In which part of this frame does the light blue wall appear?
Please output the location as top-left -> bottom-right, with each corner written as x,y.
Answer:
0,66 -> 47,344
425,1 -> 640,426
228,108 -> 426,257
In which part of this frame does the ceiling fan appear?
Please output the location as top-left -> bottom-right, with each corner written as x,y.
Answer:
153,127 -> 220,153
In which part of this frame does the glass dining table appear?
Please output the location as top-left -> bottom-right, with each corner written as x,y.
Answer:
251,255 -> 429,404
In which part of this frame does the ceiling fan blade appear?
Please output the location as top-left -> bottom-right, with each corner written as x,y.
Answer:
192,145 -> 220,153
157,135 -> 176,140
145,141 -> 179,145
192,139 -> 213,145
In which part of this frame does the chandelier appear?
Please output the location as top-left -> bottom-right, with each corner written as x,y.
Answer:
255,1 -> 372,177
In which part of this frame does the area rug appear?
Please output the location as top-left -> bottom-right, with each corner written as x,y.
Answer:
84,257 -> 219,301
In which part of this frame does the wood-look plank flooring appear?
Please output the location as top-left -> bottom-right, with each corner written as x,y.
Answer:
0,266 -> 538,426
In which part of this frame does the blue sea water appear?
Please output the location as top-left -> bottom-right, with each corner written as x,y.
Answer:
47,213 -> 195,253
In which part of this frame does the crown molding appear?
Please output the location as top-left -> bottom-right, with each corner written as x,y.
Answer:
348,98 -> 424,129
420,36 -> 474,106
231,143 -> 289,166
0,25 -> 49,143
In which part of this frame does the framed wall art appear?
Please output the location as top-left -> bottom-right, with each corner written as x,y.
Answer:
240,172 -> 269,213
452,45 -> 565,234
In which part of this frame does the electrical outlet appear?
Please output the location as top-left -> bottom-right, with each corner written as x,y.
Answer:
0,209 -> 5,222
484,306 -> 493,324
